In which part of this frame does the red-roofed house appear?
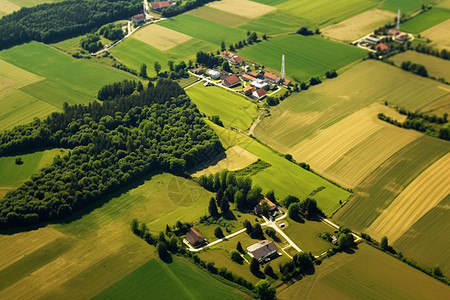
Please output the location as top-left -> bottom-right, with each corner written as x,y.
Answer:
252,88 -> 267,100
249,71 -> 262,78
241,74 -> 257,82
388,29 -> 400,36
264,72 -> 281,84
186,228 -> 205,247
221,50 -> 235,60
395,33 -> 408,42
191,67 -> 203,74
254,197 -> 277,214
131,13 -> 145,24
375,43 -> 389,53
243,85 -> 255,96
231,56 -> 245,65
151,1 -> 175,10
223,74 -> 241,87
282,79 -> 290,86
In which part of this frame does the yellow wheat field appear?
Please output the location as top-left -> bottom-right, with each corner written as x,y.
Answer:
367,153 -> 450,243
421,19 -> 450,50
207,0 -> 275,19
133,24 -> 192,51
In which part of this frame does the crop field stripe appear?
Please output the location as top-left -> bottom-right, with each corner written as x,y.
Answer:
187,6 -> 251,27
367,153 -> 450,242
400,7 -> 450,33
207,0 -> 276,19
382,0 -> 435,14
132,24 -> 192,51
421,19 -> 450,50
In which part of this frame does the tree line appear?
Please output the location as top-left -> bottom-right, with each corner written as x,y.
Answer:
0,79 -> 224,229
0,0 -> 141,49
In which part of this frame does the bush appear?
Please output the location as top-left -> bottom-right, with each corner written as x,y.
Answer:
214,226 -> 225,239
230,250 -> 243,263
15,157 -> 23,165
297,27 -> 314,36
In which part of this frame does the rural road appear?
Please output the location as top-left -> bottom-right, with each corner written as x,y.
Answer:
321,217 -> 363,243
261,215 -> 302,252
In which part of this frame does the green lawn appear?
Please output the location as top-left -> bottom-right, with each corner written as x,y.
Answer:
208,121 -> 351,215
400,8 -> 450,33
382,0 -> 435,14
186,84 -> 258,131
93,258 -> 245,300
240,10 -> 314,35
238,35 -> 366,82
160,14 -> 248,46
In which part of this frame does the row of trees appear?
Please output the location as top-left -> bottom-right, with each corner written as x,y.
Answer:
0,0 -> 141,49
0,79 -> 224,228
400,61 -> 428,77
196,51 -> 223,68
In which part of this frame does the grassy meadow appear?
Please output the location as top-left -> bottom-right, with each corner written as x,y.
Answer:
421,19 -> 450,50
391,50 -> 450,82
0,42 -> 136,130
277,244 -> 450,299
382,0 -> 435,14
0,0 -> 63,16
400,7 -> 450,33
186,84 -> 258,131
94,258 -> 245,300
238,35 -> 366,82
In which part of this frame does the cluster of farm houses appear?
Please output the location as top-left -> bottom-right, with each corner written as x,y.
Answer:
192,51 -> 290,101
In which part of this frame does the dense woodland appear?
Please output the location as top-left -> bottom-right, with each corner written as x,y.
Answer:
0,0 -> 141,49
0,79 -> 224,228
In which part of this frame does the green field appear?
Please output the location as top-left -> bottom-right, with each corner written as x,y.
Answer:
277,244 -> 450,299
382,0 -> 435,14
391,50 -> 450,82
187,6 -> 251,27
160,14 -> 248,46
0,42 -> 136,130
275,0 -> 378,27
94,258 -> 245,300
400,7 -> 450,33
394,195 -> 450,276
238,35 -> 366,82
250,0 -> 288,5
239,10 -> 313,35
208,122 -> 351,215
186,84 -> 258,131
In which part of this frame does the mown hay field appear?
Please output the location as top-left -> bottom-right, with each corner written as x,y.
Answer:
0,0 -> 63,15
421,19 -> 450,50
277,244 -> 450,299
208,122 -> 351,216
193,145 -> 258,177
207,0 -> 275,19
391,50 -> 450,82
322,9 -> 396,41
133,24 -> 192,51
238,35 -> 366,82
0,0 -> 20,15
367,153 -> 450,242
276,0 -> 378,27
400,7 -> 450,33
394,195 -> 450,276
382,0 -> 435,14
0,42 -> 136,130
0,173 -> 217,299
186,84 -> 258,131
187,6 -> 250,27
94,258 -> 245,300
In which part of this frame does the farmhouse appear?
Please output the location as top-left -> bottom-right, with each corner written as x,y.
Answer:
264,72 -> 281,84
241,74 -> 257,82
131,13 -> 145,25
364,36 -> 380,45
282,79 -> 290,86
191,67 -> 203,75
243,85 -> 255,96
254,197 -> 277,214
207,69 -> 221,80
186,228 -> 205,247
151,1 -> 175,10
375,43 -> 389,53
395,33 -> 408,42
247,240 -> 277,262
223,74 -> 241,88
221,51 -> 245,65
388,29 -> 400,36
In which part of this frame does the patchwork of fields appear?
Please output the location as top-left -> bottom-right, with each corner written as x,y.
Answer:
0,0 -> 63,16
382,0 -> 435,14
400,7 -> 450,33
277,244 -> 450,299
238,34 -> 366,82
421,19 -> 450,50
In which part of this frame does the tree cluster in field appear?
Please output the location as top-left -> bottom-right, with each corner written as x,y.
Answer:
278,252 -> 315,281
97,79 -> 143,101
243,219 -> 264,239
146,60 -> 193,81
81,34 -> 103,53
208,115 -> 223,127
0,79 -> 224,229
400,61 -> 428,77
378,108 -> 449,140
221,31 -> 266,54
284,195 -> 324,221
325,70 -> 338,79
296,27 -> 320,36
81,23 -> 125,53
199,170 -> 275,213
0,0 -> 141,49
160,0 -> 215,17
196,51 -> 223,69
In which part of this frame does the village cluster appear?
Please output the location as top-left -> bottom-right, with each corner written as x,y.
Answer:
191,50 -> 290,101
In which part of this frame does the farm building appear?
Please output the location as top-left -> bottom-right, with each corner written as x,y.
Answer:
207,70 -> 221,80
247,240 -> 277,262
249,71 -> 263,79
395,33 -> 408,42
375,43 -> 389,53
223,74 -> 241,88
331,235 -> 338,245
282,79 -> 290,86
131,13 -> 145,25
221,51 -> 245,65
388,29 -> 400,36
254,197 -> 277,215
252,88 -> 267,100
191,67 -> 203,75
186,228 -> 205,247
242,74 -> 257,82
243,85 -> 255,96
150,1 -> 175,10
251,79 -> 269,90
264,72 -> 281,84
365,36 -> 380,45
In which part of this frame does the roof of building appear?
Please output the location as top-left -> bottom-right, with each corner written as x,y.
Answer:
132,13 -> 145,20
224,74 -> 240,86
192,67 -> 202,73
259,197 -> 276,209
186,228 -> 205,245
249,72 -> 260,77
376,43 -> 389,51
151,1 -> 172,9
233,56 -> 244,64
247,240 -> 277,260
264,72 -> 278,81
242,74 -> 257,81
207,69 -> 221,75
282,79 -> 290,85
221,50 -> 235,59
253,88 -> 267,98
243,85 -> 254,92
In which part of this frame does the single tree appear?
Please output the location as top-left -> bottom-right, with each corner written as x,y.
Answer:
156,241 -> 169,260
220,197 -> 230,214
433,265 -> 443,277
154,61 -> 161,74
380,236 -> 389,251
139,63 -> 147,78
235,190 -> 245,211
264,264 -> 274,277
252,223 -> 263,239
131,218 -> 139,235
288,202 -> 300,220
221,41 -> 226,52
168,235 -> 179,252
250,258 -> 260,275
209,197 -> 219,217
230,249 -> 243,263
236,241 -> 245,254
255,280 -> 276,300
168,60 -> 174,71
214,226 -> 224,239
261,200 -> 270,217
265,190 -> 275,203
15,157 -> 23,165
222,60 -> 231,72
265,227 -> 276,238
165,224 -> 171,234
243,219 -> 253,235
